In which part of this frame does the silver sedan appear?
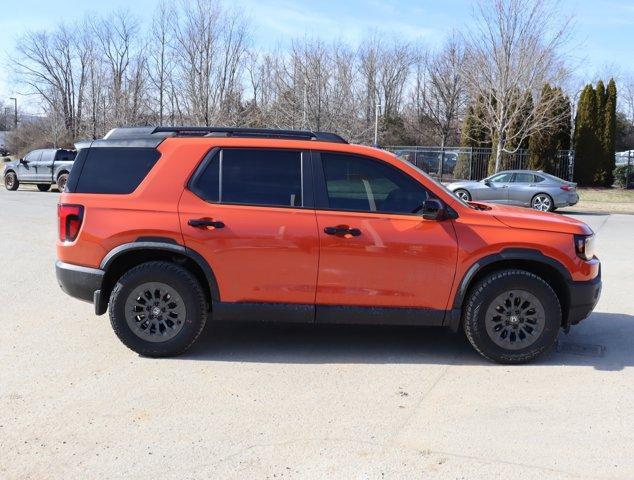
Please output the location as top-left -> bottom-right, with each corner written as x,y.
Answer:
447,170 -> 579,212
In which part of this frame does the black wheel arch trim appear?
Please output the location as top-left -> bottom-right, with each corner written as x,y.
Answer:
100,240 -> 221,301
447,248 -> 572,330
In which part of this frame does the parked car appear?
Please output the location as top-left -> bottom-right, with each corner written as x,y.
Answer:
3,148 -> 76,191
55,127 -> 601,364
447,170 -> 579,212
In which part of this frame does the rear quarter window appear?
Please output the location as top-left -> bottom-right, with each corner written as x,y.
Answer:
73,147 -> 161,194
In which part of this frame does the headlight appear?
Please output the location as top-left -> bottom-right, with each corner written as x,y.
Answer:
574,234 -> 595,260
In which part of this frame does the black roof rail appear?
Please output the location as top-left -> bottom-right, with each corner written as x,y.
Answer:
103,126 -> 348,144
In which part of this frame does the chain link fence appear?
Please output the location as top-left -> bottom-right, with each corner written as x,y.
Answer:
385,146 -> 575,183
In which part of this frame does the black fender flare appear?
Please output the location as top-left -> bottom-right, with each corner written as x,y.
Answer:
100,239 -> 220,301
446,248 -> 571,331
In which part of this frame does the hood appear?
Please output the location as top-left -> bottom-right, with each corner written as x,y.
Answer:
473,202 -> 593,235
3,160 -> 19,170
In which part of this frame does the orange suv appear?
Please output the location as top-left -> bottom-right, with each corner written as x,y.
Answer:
56,127 -> 601,363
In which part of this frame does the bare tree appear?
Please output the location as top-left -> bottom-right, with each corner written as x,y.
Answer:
12,25 -> 89,140
412,34 -> 467,151
463,0 -> 571,172
148,1 -> 176,124
622,74 -> 634,124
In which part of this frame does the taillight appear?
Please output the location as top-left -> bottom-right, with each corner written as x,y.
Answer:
58,204 -> 84,242
560,185 -> 573,191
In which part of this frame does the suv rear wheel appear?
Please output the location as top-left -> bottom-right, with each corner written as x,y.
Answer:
109,261 -> 208,357
463,269 -> 561,364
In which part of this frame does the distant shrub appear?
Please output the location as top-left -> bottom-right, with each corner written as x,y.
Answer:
613,165 -> 633,189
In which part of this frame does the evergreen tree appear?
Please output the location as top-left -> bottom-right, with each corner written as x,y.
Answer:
528,84 -> 555,171
528,85 -> 572,174
603,79 -> 617,186
573,84 -> 602,185
458,96 -> 492,179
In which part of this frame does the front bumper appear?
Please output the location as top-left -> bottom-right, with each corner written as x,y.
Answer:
566,266 -> 602,326
55,260 -> 104,308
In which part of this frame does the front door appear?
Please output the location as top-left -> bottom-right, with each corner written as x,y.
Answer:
477,172 -> 513,203
179,147 -> 319,306
312,151 -> 458,316
18,150 -> 41,182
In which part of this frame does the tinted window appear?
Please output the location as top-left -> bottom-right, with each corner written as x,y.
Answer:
193,151 -> 220,202
533,175 -> 545,183
74,147 -> 161,194
55,149 -> 76,161
193,149 -> 302,207
513,173 -> 534,183
321,153 -> 428,214
488,173 -> 513,183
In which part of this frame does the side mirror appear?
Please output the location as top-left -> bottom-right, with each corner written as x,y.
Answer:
19,158 -> 27,164
483,179 -> 491,186
422,199 -> 446,221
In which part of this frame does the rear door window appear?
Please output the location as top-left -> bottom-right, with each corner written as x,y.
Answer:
192,148 -> 303,208
513,173 -> 534,183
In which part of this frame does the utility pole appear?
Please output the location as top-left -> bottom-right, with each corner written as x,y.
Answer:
374,101 -> 381,147
9,97 -> 17,129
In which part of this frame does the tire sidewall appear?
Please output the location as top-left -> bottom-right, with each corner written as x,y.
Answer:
57,174 -> 68,192
465,271 -> 561,363
5,172 -> 18,190
110,263 -> 206,356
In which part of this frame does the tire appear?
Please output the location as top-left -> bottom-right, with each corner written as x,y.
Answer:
454,189 -> 471,201
109,261 -> 208,357
531,193 -> 554,212
4,172 -> 19,191
463,269 -> 561,364
37,184 -> 51,192
56,173 -> 69,192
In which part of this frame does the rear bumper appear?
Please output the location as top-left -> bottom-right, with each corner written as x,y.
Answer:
55,260 -> 104,307
555,192 -> 579,207
567,266 -> 602,326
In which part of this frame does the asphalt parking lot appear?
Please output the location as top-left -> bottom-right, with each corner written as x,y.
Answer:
1,186 -> 633,479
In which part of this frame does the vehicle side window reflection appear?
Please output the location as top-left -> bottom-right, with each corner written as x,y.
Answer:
321,152 -> 430,214
488,173 -> 513,183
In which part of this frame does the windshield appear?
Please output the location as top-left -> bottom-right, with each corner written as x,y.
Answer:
391,153 -> 473,208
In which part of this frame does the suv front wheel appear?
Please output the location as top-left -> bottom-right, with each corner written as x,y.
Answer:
109,261 -> 208,357
463,269 -> 561,364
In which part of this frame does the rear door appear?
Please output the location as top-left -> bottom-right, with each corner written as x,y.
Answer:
507,172 -> 536,206
312,151 -> 458,314
35,150 -> 56,182
179,147 -> 320,306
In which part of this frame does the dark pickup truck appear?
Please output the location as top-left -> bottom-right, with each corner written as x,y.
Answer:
3,148 -> 76,192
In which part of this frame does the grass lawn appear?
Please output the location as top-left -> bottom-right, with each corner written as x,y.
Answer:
560,188 -> 634,214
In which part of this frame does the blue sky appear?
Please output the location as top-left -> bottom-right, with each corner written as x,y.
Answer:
1,0 -> 633,111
